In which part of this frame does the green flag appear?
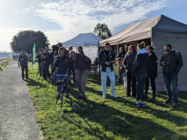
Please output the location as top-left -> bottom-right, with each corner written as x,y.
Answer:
33,43 -> 36,64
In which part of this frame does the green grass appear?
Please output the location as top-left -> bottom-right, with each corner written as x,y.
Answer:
26,63 -> 187,140
0,58 -> 13,72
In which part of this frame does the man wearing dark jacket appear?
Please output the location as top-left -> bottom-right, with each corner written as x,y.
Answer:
160,44 -> 183,108
66,45 -> 75,84
49,45 -> 58,71
17,50 -> 28,80
78,46 -> 84,55
69,51 -> 91,99
36,48 -> 44,76
133,44 -> 150,107
99,43 -> 118,99
40,50 -> 51,80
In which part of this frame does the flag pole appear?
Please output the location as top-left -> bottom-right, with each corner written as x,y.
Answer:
33,43 -> 36,70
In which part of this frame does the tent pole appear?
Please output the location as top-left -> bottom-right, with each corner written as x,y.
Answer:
98,42 -> 100,76
117,44 -> 119,56
151,38 -> 153,46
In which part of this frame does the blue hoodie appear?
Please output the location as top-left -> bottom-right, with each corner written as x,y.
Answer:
137,48 -> 147,54
133,48 -> 150,76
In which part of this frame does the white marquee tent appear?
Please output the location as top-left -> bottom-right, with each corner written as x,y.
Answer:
100,15 -> 187,91
62,33 -> 103,62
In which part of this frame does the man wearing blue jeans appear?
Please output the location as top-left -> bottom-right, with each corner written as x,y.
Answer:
99,43 -> 118,98
160,44 -> 183,108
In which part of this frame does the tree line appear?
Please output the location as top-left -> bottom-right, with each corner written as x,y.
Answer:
10,23 -> 112,54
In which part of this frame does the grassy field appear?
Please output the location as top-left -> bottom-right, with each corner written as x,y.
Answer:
26,63 -> 187,140
0,58 -> 13,72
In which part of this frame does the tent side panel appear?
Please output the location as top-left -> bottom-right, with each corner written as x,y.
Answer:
153,30 -> 187,91
82,46 -> 98,63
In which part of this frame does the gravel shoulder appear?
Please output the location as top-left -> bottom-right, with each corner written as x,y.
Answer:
0,61 -> 42,140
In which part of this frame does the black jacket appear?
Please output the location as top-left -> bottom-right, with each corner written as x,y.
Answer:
52,55 -> 71,75
160,50 -> 183,76
40,54 -> 50,68
36,53 -> 42,67
124,52 -> 136,73
49,51 -> 58,67
118,51 -> 126,59
99,50 -> 115,72
133,53 -> 150,76
73,53 -> 91,71
80,51 -> 84,55
147,53 -> 158,78
18,55 -> 28,66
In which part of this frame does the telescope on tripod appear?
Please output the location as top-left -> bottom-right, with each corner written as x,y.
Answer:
54,77 -> 77,117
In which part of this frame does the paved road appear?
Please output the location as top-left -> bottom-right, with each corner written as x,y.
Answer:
0,61 -> 42,140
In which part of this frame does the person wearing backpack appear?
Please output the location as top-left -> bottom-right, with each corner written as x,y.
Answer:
160,44 -> 183,108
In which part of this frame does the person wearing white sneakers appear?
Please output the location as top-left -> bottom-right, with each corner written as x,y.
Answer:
99,43 -> 118,98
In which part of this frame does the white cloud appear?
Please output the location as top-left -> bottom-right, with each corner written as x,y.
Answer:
11,9 -> 19,13
0,28 -> 31,52
8,0 -> 171,47
30,0 -> 171,45
24,8 -> 31,11
22,8 -> 31,14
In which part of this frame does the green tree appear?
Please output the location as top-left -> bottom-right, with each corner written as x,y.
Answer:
10,30 -> 50,54
94,23 -> 112,39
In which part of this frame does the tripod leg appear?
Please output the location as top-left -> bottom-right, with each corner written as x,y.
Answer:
41,77 -> 44,84
35,71 -> 39,80
60,92 -> 64,118
38,75 -> 41,82
53,99 -> 58,110
72,103 -> 77,111
63,92 -> 64,107
45,80 -> 51,95
41,68 -> 44,83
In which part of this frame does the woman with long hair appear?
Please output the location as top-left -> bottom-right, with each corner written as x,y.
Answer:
52,47 -> 71,100
145,45 -> 158,100
124,45 -> 137,98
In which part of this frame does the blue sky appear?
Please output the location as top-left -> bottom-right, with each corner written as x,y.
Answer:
0,0 -> 187,52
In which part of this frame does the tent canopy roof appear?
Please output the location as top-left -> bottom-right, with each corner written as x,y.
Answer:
62,33 -> 103,48
99,15 -> 187,46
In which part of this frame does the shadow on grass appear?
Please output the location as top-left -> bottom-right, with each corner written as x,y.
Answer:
69,98 -> 187,139
86,76 -> 187,127
26,77 -> 50,88
27,68 -> 187,139
64,86 -> 187,139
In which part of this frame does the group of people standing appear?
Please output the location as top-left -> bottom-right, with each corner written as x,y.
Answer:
17,41 -> 183,108
99,42 -> 183,108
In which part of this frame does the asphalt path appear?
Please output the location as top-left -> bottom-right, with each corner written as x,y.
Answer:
0,61 -> 42,140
